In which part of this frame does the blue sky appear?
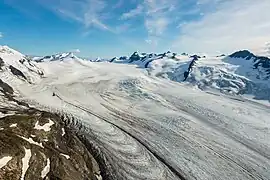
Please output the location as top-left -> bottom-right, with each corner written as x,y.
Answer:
0,0 -> 270,58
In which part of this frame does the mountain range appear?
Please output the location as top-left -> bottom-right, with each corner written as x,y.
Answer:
0,45 -> 270,180
32,47 -> 270,102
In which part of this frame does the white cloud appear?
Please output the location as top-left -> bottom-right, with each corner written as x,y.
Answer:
120,5 -> 144,20
145,37 -> 159,47
40,0 -> 112,32
114,24 -> 132,33
113,0 -> 124,9
0,32 -> 2,38
120,0 -> 176,37
145,17 -> 169,36
72,49 -> 80,53
265,42 -> 270,56
172,0 -> 270,55
142,0 -> 177,47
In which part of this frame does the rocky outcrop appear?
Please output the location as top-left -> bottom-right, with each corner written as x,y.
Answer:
183,57 -> 197,81
0,76 -> 102,179
0,110 -> 102,180
229,50 -> 270,79
129,52 -> 141,63
190,55 -> 201,59
109,57 -> 117,63
0,79 -> 14,95
0,58 -> 4,70
9,65 -> 27,80
229,50 -> 256,60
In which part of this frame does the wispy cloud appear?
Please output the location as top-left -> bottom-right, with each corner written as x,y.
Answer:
0,32 -> 2,38
172,0 -> 270,55
143,0 -> 177,37
265,42 -> 270,56
145,17 -> 168,36
38,0 -> 113,31
114,23 -> 132,33
4,0 -> 270,56
113,0 -> 124,9
71,49 -> 81,53
38,0 -> 142,34
120,4 -> 144,20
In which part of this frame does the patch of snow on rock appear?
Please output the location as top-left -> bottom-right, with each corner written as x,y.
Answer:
41,158 -> 50,179
61,128 -> 65,136
18,136 -> 44,148
9,123 -> 17,127
34,119 -> 54,132
95,173 -> 103,180
0,156 -> 12,168
21,147 -> 31,180
60,153 -> 70,159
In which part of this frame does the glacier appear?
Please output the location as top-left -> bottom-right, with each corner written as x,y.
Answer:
1,46 -> 270,179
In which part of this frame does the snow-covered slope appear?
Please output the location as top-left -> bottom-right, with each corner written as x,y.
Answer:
108,50 -> 270,102
33,52 -> 80,62
1,46 -> 270,179
227,50 -> 270,80
10,57 -> 269,180
31,49 -> 270,102
0,46 -> 44,84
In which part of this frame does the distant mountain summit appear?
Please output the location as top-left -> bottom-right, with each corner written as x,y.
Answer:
33,52 -> 78,62
105,49 -> 270,101
1,46 -> 269,102
229,50 -> 256,59
228,50 -> 270,80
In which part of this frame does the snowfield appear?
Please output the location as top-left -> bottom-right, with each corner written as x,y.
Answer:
1,46 -> 270,179
108,51 -> 270,102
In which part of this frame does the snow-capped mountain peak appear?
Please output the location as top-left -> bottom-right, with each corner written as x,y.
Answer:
227,50 -> 270,80
33,52 -> 79,62
105,49 -> 270,102
229,50 -> 256,60
0,45 -> 22,55
0,46 -> 44,84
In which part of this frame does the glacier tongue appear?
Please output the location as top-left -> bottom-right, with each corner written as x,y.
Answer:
8,57 -> 270,180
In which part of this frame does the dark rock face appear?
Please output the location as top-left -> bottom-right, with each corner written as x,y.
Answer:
129,52 -> 141,63
19,59 -> 25,64
254,56 -> 270,69
184,57 -> 198,81
181,53 -> 188,56
0,110 -> 101,180
229,50 -> 256,60
190,55 -> 201,59
109,57 -> 117,63
0,57 -> 4,70
144,59 -> 155,68
217,54 -> 226,57
157,53 -> 166,57
44,56 -> 51,59
9,65 -> 27,80
229,50 -> 270,79
0,79 -> 14,95
119,56 -> 127,60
